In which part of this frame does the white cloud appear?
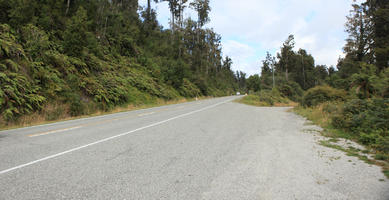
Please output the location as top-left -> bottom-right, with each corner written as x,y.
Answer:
140,0 -> 357,75
222,40 -> 259,75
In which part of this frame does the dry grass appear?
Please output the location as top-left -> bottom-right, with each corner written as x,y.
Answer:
273,101 -> 299,107
294,103 -> 389,179
293,103 -> 332,128
0,96 -> 210,131
237,95 -> 298,107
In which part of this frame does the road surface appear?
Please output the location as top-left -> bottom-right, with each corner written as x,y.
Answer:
0,96 -> 388,199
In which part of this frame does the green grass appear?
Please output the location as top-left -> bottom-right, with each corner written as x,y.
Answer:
236,94 -> 297,107
294,105 -> 355,140
296,105 -> 389,179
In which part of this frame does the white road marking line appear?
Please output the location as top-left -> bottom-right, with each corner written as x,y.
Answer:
28,126 -> 83,137
138,112 -> 155,117
0,98 -> 232,175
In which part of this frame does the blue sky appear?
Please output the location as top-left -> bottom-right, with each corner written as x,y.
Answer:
139,0 -> 357,76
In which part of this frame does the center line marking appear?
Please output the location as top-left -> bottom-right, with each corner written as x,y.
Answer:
0,98 -> 232,175
28,126 -> 83,137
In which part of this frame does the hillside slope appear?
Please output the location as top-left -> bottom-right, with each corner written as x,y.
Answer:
0,1 -> 238,126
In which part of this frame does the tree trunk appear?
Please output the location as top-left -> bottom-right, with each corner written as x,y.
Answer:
66,0 -> 71,15
285,66 -> 289,81
171,12 -> 175,34
272,65 -> 275,88
302,55 -> 305,89
147,0 -> 151,21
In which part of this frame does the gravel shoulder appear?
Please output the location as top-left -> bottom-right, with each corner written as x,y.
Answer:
201,103 -> 389,200
0,98 -> 388,199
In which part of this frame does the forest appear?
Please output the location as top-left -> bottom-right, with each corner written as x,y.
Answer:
0,0 -> 241,126
242,0 -> 389,165
0,0 -> 388,161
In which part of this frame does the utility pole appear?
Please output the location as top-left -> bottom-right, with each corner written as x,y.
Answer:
270,57 -> 276,89
302,54 -> 305,89
272,59 -> 275,89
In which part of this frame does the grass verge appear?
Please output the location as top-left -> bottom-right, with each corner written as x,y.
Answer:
236,94 -> 297,107
0,96 -> 210,131
294,104 -> 389,179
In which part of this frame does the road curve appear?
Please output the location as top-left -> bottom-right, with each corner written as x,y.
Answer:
0,96 -> 388,199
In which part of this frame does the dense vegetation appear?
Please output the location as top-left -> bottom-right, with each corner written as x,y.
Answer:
241,0 -> 389,162
0,0 -> 240,126
237,90 -> 296,107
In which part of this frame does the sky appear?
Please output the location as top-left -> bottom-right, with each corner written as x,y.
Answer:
139,0 -> 358,76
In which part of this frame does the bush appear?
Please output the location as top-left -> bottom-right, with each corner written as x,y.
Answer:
359,133 -> 379,145
333,99 -> 389,133
331,98 -> 389,153
258,90 -> 285,105
68,93 -> 87,117
277,81 -> 303,102
302,86 -> 347,107
376,137 -> 389,153
240,89 -> 290,106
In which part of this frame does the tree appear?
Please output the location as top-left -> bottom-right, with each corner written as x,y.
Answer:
277,35 -> 295,81
295,49 -> 315,89
261,52 -> 275,89
223,56 -> 233,70
344,3 -> 374,63
177,0 -> 189,28
63,6 -> 92,57
365,0 -> 389,70
314,65 -> 329,86
190,0 -> 211,28
146,0 -> 159,22
0,0 -> 242,123
236,70 -> 247,92
66,0 -> 71,15
247,74 -> 261,92
161,0 -> 179,32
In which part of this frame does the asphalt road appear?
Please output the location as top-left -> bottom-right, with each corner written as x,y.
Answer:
0,96 -> 388,199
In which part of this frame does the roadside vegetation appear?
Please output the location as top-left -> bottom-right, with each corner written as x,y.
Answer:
238,0 -> 389,177
237,90 -> 297,107
0,0 -> 241,128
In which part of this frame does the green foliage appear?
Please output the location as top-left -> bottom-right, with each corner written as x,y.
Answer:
277,81 -> 303,102
0,24 -> 25,59
246,74 -> 261,93
239,90 -> 291,107
63,6 -> 94,57
330,98 -> 389,153
0,71 -> 46,120
0,1 -> 240,123
349,63 -> 379,99
332,99 -> 389,134
68,92 -> 87,117
21,24 -> 51,60
302,86 -> 347,107
179,78 -> 201,97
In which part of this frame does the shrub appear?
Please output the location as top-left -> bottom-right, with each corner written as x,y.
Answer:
359,133 -> 379,145
302,86 -> 347,107
277,81 -> 303,102
240,89 -> 290,106
179,79 -> 201,98
68,93 -> 86,116
334,99 -> 389,133
376,137 -> 389,153
331,98 -> 389,153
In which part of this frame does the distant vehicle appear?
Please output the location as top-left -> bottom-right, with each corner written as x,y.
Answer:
236,92 -> 240,95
